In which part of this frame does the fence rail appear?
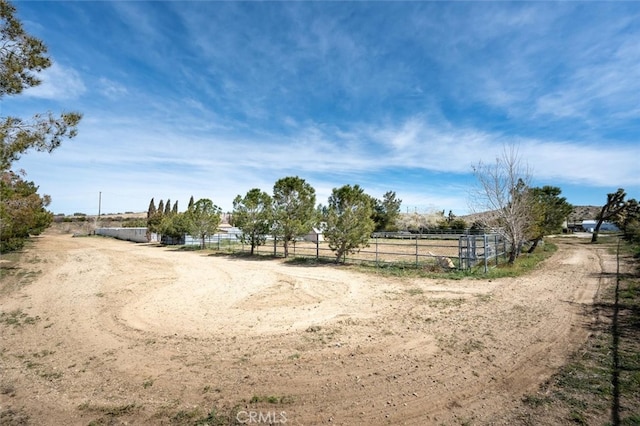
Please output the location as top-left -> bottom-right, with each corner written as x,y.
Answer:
184,232 -> 507,272
97,227 -> 507,272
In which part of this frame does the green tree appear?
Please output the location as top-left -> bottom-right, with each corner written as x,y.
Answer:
437,211 -> 452,230
156,198 -> 185,242
592,188 -> 628,243
147,198 -> 156,218
449,218 -> 468,230
0,0 -> 82,171
272,176 -> 317,258
437,210 -> 467,231
322,184 -> 375,263
146,197 -> 164,238
371,191 -> 402,232
526,186 -> 573,253
147,199 -> 165,238
0,171 -> 52,252
613,198 -> 640,243
232,188 -> 273,255
0,0 -> 82,251
159,212 -> 190,242
186,198 -> 221,249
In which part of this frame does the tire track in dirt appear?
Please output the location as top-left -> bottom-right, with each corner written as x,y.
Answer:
0,233 -> 610,425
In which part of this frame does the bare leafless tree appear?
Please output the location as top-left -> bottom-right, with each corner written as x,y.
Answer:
470,145 -> 533,263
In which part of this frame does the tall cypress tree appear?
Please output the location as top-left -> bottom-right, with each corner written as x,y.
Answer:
146,197 -> 163,238
147,198 -> 156,218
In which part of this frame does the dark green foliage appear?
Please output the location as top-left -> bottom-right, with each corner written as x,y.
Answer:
147,198 -> 156,217
371,191 -> 402,232
159,212 -> 190,239
186,198 -> 222,249
614,198 -> 640,244
0,113 -> 82,171
437,211 -> 468,230
592,189 -> 627,243
322,184 -> 375,263
0,0 -> 82,251
0,171 -> 52,252
232,188 -> 273,255
0,0 -> 82,171
0,0 -> 50,96
146,198 -> 163,235
527,186 -> 573,253
272,176 -> 317,258
450,218 -> 468,230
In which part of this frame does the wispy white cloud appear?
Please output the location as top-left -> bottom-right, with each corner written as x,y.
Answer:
23,62 -> 86,100
535,34 -> 640,121
15,107 -> 637,215
10,1 -> 640,215
97,78 -> 128,100
44,110 -> 638,189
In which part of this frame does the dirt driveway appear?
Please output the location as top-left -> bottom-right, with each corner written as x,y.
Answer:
0,232 -> 613,425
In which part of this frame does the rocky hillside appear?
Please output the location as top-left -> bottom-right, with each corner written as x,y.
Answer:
568,206 -> 601,222
461,205 -> 602,226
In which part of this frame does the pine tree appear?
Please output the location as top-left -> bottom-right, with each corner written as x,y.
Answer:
322,184 -> 375,263
232,189 -> 273,255
0,0 -> 82,172
272,176 -> 317,258
0,0 -> 82,251
164,198 -> 172,215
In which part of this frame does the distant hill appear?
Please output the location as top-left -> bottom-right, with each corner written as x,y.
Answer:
460,205 -> 602,226
568,206 -> 601,222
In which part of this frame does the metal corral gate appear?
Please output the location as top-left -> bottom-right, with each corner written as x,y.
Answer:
459,234 -> 507,272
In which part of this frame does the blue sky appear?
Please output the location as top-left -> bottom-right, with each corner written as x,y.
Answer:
6,1 -> 640,216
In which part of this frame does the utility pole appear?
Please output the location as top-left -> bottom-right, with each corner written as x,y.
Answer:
96,191 -> 102,230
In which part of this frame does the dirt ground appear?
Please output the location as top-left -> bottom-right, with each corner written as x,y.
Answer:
0,231 -> 615,425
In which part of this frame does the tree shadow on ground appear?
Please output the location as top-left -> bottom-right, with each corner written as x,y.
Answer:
590,244 -> 640,425
207,252 -> 281,262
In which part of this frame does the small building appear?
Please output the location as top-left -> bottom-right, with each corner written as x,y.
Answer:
304,227 -> 324,243
581,220 -> 619,233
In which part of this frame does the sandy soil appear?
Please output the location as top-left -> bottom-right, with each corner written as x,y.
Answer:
0,232 -> 613,425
